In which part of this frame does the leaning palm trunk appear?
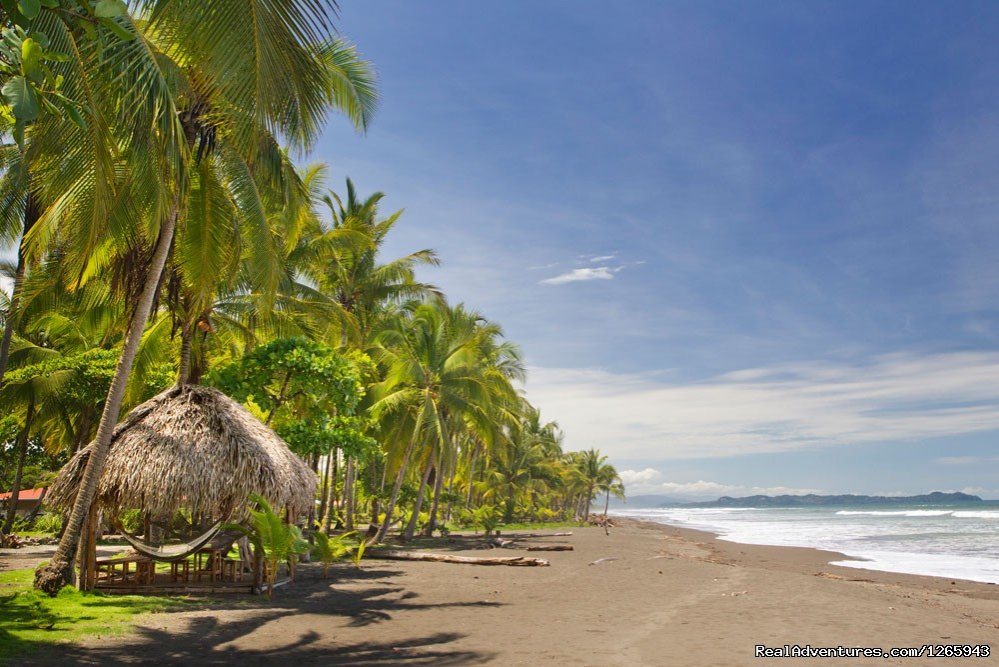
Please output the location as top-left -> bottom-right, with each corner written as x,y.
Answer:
2,398 -> 34,534
34,205 -> 179,595
375,439 -> 416,543
0,194 -> 39,388
403,453 -> 434,541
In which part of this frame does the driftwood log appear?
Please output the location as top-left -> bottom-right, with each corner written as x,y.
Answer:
498,531 -> 573,538
525,544 -> 573,552
367,549 -> 550,567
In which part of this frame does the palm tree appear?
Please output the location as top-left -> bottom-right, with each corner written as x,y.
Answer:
292,178 -> 439,529
33,0 -> 377,594
370,302 -> 512,542
572,449 -> 620,521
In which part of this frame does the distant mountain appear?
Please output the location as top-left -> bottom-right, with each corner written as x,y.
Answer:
680,491 -> 982,508
609,494 -> 687,508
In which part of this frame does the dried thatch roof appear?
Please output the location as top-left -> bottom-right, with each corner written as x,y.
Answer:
48,385 -> 316,518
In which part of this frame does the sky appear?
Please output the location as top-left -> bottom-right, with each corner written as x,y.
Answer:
7,1 -> 999,500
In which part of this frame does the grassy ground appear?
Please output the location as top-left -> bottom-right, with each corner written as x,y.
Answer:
0,569 -> 185,666
492,520 -> 583,532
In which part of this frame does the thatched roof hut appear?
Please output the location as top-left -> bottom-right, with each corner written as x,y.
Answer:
48,384 -> 316,519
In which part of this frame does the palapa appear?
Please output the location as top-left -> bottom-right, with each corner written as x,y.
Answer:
48,384 -> 316,519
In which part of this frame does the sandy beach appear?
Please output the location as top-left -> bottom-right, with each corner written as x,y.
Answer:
8,518 -> 996,666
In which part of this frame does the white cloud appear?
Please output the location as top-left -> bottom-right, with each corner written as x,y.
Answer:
540,266 -> 625,285
588,254 -> 617,263
524,350 -> 999,461
618,468 -> 661,485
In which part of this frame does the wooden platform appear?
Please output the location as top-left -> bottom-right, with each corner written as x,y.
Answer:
95,571 -> 256,594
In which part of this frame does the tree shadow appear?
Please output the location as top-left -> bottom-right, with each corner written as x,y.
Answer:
17,562 -> 502,665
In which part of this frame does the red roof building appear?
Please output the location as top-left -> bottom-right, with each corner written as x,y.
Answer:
0,487 -> 47,515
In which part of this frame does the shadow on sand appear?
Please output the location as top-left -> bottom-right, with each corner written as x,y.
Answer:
19,564 -> 500,666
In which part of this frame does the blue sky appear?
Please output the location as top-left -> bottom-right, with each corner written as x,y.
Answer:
6,1 -> 999,499
315,1 -> 999,500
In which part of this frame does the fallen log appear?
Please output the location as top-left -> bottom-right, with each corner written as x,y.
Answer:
525,544 -> 573,552
488,538 -> 515,549
367,549 -> 550,567
498,531 -> 573,538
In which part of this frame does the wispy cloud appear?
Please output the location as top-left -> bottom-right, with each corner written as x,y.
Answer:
525,351 -> 999,460
934,456 -> 999,466
588,254 -> 617,263
528,262 -> 560,271
540,266 -> 622,285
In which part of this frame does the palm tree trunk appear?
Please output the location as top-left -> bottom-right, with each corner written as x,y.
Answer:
176,324 -> 193,385
424,448 -> 445,536
24,486 -> 47,524
343,455 -> 355,531
603,489 -> 610,516
0,191 -> 39,389
317,453 -> 332,530
34,202 -> 179,595
322,450 -> 339,534
404,452 -> 434,541
2,398 -> 35,534
375,439 -> 417,543
465,443 -> 480,508
443,446 -> 457,524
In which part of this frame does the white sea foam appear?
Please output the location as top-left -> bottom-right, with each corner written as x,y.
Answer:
952,511 -> 999,519
614,503 -> 999,584
831,551 -> 999,585
836,510 -> 953,516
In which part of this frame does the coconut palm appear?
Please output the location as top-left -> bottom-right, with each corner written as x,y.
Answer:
572,449 -> 620,520
33,0 -> 377,594
289,178 -> 439,529
370,302 -> 516,542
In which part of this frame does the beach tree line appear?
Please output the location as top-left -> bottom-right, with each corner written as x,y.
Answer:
0,0 -> 623,594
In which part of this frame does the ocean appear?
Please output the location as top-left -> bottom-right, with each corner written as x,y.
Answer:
614,502 -> 999,584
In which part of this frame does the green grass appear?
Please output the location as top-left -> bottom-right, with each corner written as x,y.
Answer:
0,568 -> 186,665
491,520 -> 584,532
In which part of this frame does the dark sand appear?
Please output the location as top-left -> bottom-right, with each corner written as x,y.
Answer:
6,519 -> 998,666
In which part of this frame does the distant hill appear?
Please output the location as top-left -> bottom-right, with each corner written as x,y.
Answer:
609,494 -> 687,508
680,491 -> 982,508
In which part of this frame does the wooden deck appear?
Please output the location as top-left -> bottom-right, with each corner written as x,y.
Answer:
95,572 -> 257,595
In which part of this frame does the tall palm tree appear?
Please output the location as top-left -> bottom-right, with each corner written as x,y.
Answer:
369,302 -> 511,542
572,449 -> 619,520
33,0 -> 377,594
293,178 -> 439,529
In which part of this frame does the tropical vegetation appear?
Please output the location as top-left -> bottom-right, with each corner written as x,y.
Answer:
0,0 -> 623,598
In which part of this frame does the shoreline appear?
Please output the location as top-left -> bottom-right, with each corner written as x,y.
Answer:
618,517 -> 999,599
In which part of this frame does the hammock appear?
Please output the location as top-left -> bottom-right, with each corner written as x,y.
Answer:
114,516 -> 230,562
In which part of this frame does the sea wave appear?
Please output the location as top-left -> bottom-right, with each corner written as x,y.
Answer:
834,509 -> 999,519
951,511 -> 999,519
